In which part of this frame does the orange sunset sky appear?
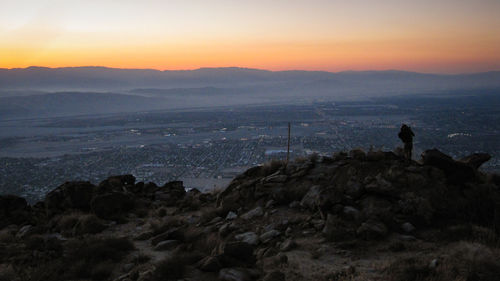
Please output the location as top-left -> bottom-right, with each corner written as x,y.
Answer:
1,0 -> 499,73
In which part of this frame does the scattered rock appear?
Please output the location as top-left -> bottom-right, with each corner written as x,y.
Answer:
429,258 -> 439,269
323,214 -> 352,241
16,225 -> 34,239
154,240 -> 181,251
2,147 -> 500,281
279,238 -> 296,252
344,181 -> 364,199
262,271 -> 285,281
241,207 -> 264,220
197,256 -> 222,272
226,211 -> 238,220
122,263 -> 134,272
364,174 -> 395,195
398,234 -> 417,241
260,230 -> 281,243
300,185 -> 322,210
217,241 -> 256,266
265,200 -> 275,209
208,216 -> 224,225
264,174 -> 288,183
218,268 -> 253,281
356,221 -> 388,240
401,222 -> 416,233
235,232 -> 259,245
134,231 -> 154,241
343,206 -> 361,221
289,201 -> 301,209
219,223 -> 235,237
342,265 -> 356,275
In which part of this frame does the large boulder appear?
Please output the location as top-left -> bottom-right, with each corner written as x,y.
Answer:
356,220 -> 388,240
90,192 -> 134,220
162,181 -> 186,198
300,185 -> 343,213
216,241 -> 256,267
300,185 -> 322,210
421,149 -> 476,184
0,195 -> 31,228
154,181 -> 186,204
322,214 -> 354,241
218,268 -> 253,281
45,181 -> 95,215
459,153 -> 491,169
98,175 -> 135,193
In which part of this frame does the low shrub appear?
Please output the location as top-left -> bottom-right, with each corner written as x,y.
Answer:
151,250 -> 203,281
385,257 -> 431,281
384,242 -> 500,281
150,217 -> 182,236
62,237 -> 135,280
151,257 -> 185,281
261,159 -> 285,176
73,214 -> 107,235
132,253 -> 151,265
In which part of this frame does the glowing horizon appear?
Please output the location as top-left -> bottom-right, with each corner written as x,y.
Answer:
1,0 -> 499,74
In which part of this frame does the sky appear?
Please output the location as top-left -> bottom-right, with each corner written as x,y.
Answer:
1,0 -> 499,73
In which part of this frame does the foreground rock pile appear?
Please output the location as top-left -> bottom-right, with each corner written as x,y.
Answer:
0,149 -> 499,281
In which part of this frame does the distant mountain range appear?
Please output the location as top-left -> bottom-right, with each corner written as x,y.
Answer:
1,66 -> 500,91
0,67 -> 499,119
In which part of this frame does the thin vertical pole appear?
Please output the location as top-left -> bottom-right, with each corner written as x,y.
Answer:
286,122 -> 291,164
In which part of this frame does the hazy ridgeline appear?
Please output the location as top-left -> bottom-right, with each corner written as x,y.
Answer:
1,67 -> 500,119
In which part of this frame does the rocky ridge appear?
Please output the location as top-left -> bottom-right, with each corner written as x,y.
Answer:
0,149 -> 499,281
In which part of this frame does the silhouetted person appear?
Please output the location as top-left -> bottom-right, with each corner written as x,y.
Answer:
398,124 -> 414,160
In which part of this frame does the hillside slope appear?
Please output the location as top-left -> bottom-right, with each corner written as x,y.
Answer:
0,149 -> 499,281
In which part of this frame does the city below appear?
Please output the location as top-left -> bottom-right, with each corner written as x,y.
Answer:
1,91 -> 499,203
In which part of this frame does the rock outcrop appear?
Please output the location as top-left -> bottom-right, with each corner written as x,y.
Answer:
0,148 -> 498,281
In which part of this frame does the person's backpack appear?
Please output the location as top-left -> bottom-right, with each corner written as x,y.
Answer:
399,127 -> 412,143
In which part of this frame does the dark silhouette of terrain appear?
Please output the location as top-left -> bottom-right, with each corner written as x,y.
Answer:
0,148 -> 499,280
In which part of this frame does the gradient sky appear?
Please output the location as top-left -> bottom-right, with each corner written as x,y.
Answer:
1,0 -> 499,73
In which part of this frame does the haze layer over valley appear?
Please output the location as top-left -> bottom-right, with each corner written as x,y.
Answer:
1,67 -> 500,119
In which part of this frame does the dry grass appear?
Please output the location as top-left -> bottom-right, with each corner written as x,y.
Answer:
50,212 -> 107,236
209,185 -> 226,196
149,217 -> 183,236
151,250 -> 203,281
152,257 -> 185,281
62,237 -> 135,280
0,264 -> 19,281
199,206 -> 220,224
384,242 -> 500,281
437,242 -> 500,281
0,231 -> 14,243
132,252 -> 151,265
57,212 -> 81,233
440,224 -> 500,247
261,159 -> 286,176
157,208 -> 167,217
73,214 -> 106,235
